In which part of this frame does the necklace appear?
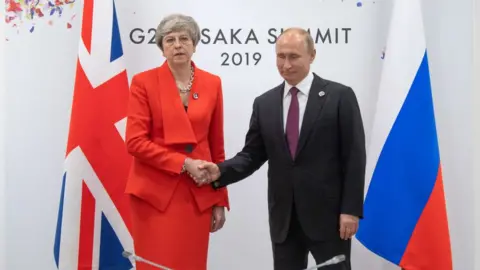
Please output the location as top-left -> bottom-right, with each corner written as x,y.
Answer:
177,65 -> 194,93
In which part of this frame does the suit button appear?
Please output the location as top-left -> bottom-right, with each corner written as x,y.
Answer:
185,144 -> 193,153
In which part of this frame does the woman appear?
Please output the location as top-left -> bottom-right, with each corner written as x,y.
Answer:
125,14 -> 229,270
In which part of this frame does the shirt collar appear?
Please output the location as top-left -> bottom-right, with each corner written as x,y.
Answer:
284,72 -> 314,98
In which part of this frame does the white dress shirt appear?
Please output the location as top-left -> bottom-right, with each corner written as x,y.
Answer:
283,72 -> 314,131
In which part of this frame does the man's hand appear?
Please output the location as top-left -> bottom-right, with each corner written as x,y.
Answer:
211,206 -> 226,232
197,162 -> 221,184
339,214 -> 359,240
184,158 -> 210,185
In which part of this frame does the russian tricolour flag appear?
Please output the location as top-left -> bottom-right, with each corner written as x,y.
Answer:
53,0 -> 134,269
356,1 -> 453,269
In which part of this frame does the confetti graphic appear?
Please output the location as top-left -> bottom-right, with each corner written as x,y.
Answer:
5,0 -> 77,39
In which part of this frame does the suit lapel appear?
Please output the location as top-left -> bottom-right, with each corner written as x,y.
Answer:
185,62 -> 202,123
157,62 -> 197,146
295,74 -> 328,157
269,83 -> 292,160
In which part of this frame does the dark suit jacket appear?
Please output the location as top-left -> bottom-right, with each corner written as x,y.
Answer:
213,73 -> 366,243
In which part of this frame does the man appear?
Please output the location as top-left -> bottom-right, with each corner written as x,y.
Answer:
199,28 -> 366,270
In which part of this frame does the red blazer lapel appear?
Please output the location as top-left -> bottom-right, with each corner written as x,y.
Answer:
157,62 -> 197,146
184,62 -> 203,125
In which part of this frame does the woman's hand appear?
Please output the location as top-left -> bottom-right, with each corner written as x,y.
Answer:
211,206 -> 226,232
184,158 -> 210,185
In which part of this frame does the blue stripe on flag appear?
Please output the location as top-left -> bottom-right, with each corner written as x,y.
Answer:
54,172 -> 67,267
99,213 -> 132,269
356,51 -> 440,264
110,0 -> 123,62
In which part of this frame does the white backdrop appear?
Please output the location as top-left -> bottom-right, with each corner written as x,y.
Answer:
474,0 -> 480,269
0,0 -> 6,269
3,0 -> 477,269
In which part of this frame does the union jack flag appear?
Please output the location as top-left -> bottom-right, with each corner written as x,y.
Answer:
53,0 -> 133,269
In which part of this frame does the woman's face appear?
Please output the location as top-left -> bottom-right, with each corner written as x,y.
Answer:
162,30 -> 196,65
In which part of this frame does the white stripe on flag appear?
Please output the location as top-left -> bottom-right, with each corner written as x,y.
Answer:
365,0 -> 428,185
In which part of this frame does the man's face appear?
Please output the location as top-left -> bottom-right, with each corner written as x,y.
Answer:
276,32 -> 315,85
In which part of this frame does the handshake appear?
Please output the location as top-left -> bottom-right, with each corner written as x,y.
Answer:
183,158 -> 221,186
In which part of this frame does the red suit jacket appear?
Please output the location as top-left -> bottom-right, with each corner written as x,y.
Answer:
125,61 -> 229,213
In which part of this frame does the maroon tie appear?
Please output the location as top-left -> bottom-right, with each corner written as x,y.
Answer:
286,87 -> 299,158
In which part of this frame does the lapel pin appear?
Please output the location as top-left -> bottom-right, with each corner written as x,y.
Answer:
193,93 -> 199,100
319,91 -> 325,97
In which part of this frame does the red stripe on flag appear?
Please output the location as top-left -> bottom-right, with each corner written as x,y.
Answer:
66,62 -> 132,231
77,181 -> 95,270
81,0 -> 94,53
400,166 -> 452,270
